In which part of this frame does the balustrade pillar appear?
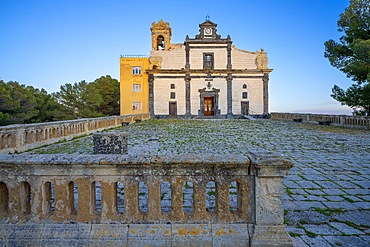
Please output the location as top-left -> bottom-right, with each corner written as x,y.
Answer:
250,152 -> 294,246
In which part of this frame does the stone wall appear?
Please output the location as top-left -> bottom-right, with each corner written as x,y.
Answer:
0,114 -> 149,154
271,112 -> 370,129
0,152 -> 294,246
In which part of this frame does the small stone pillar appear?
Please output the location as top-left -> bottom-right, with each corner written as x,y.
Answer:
249,151 -> 294,247
93,131 -> 128,154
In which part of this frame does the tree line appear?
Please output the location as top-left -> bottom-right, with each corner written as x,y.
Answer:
0,75 -> 119,126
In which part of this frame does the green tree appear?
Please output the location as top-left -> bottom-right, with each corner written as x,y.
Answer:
324,0 -> 370,116
0,80 -> 38,125
94,75 -> 120,116
54,81 -> 104,119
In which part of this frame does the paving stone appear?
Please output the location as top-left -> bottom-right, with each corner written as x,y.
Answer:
289,188 -> 309,195
323,236 -> 369,247
329,222 -> 365,235
302,224 -> 341,235
345,189 -> 370,195
284,180 -> 301,189
315,180 -> 341,189
352,180 -> 370,189
305,195 -> 327,201
359,235 -> 370,244
334,181 -> 362,189
354,202 -> 370,209
323,201 -> 359,210
286,211 -> 330,225
286,226 -> 306,235
333,211 -> 370,227
291,195 -> 307,201
291,237 -> 309,247
300,235 -> 332,246
294,180 -> 321,189
359,195 -> 370,201
304,189 -> 325,195
285,201 -> 326,211
325,195 -> 345,201
321,189 -> 346,195
342,195 -> 363,202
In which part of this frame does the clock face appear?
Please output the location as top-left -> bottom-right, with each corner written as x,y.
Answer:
204,28 -> 212,35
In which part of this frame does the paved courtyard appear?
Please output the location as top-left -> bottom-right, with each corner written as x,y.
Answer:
26,119 -> 370,246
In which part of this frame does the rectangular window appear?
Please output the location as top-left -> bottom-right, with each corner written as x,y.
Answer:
132,102 -> 142,111
203,53 -> 214,70
132,84 -> 142,92
132,66 -> 141,75
242,92 -> 248,99
170,83 -> 175,89
170,92 -> 176,99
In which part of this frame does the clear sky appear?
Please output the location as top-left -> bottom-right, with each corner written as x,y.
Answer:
0,0 -> 354,115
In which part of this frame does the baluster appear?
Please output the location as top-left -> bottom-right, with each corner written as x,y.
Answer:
146,176 -> 163,221
100,180 -> 118,221
123,177 -> 143,222
170,176 -> 186,222
235,177 -> 254,222
190,178 -> 210,222
216,179 -> 232,222
76,178 -> 95,222
53,179 -> 71,222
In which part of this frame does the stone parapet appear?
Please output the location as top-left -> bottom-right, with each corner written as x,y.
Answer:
0,114 -> 149,154
271,112 -> 370,129
0,152 -> 294,246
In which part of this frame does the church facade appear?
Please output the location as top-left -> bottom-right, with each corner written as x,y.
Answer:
120,20 -> 272,118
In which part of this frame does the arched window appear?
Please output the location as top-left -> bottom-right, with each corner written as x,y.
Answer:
243,84 -> 247,89
157,35 -> 165,50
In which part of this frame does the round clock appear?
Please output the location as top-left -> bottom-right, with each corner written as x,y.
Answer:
205,28 -> 212,34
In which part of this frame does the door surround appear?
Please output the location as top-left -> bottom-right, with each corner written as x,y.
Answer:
198,87 -> 220,117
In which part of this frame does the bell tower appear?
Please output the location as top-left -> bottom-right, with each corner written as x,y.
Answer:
151,20 -> 171,51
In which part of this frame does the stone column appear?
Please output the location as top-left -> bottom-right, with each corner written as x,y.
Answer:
263,73 -> 269,115
185,74 -> 191,117
149,74 -> 155,118
249,151 -> 294,247
227,74 -> 233,118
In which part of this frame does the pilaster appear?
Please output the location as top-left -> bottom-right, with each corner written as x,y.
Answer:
227,74 -> 233,117
263,73 -> 269,115
148,74 -> 155,118
185,74 -> 191,116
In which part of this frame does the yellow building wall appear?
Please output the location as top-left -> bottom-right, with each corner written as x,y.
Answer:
120,57 -> 150,115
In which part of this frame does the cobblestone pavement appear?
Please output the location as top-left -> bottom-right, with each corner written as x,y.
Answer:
26,119 -> 370,246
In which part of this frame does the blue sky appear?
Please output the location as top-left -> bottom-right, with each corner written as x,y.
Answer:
0,0 -> 354,115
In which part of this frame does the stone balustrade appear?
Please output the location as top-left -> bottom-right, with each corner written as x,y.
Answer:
0,114 -> 149,154
271,112 -> 370,129
0,152 -> 294,246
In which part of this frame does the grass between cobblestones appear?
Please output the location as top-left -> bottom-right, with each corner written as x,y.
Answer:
24,119 -> 370,246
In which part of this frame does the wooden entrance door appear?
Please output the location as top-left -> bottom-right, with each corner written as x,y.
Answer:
204,97 -> 214,116
241,101 -> 249,115
169,102 -> 177,116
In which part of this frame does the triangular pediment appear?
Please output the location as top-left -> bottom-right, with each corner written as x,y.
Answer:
199,20 -> 217,28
